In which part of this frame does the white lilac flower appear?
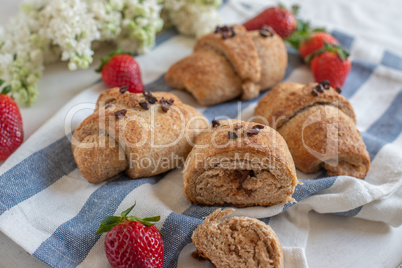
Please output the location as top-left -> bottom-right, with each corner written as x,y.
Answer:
163,0 -> 222,37
0,0 -> 221,105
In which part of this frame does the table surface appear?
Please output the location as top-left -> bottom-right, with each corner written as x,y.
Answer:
1,0 -> 402,267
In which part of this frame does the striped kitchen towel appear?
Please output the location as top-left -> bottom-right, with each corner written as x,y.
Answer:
0,0 -> 401,267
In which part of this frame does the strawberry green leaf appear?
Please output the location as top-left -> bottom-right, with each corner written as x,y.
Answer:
95,48 -> 131,73
285,19 -> 327,49
305,42 -> 350,63
291,5 -> 300,16
1,85 -> 11,95
142,216 -> 161,222
100,216 -> 121,225
121,203 -> 136,218
96,223 -> 118,234
127,216 -> 157,226
0,79 -> 4,87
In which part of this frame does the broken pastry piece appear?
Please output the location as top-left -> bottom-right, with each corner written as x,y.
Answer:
183,119 -> 299,207
192,209 -> 284,268
254,81 -> 370,179
166,25 -> 287,106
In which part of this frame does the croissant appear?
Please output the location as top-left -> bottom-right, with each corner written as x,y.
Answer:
183,119 -> 299,207
254,81 -> 370,179
72,87 -> 207,183
165,25 -> 287,106
192,208 -> 284,268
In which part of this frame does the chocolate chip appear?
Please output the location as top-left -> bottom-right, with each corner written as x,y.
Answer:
311,88 -> 319,96
228,131 -> 238,139
249,170 -> 256,177
221,31 -> 229,40
319,80 -> 331,89
243,189 -> 253,196
143,91 -> 157,104
234,124 -> 243,130
139,101 -> 150,110
252,124 -> 265,130
315,84 -> 324,93
336,87 -> 342,94
244,128 -> 259,136
259,25 -> 274,37
212,118 -> 220,128
235,170 -> 249,179
119,86 -> 128,94
160,97 -> 174,112
114,109 -> 127,119
105,104 -> 113,109
216,25 -> 236,40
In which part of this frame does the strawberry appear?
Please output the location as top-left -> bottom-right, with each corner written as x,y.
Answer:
0,85 -> 24,161
299,32 -> 339,60
307,42 -> 351,90
243,5 -> 298,38
97,50 -> 144,93
96,203 -> 163,268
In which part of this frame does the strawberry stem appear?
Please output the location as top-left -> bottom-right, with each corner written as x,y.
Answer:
95,48 -> 132,73
285,19 -> 326,49
1,85 -> 11,95
96,202 -> 160,234
304,42 -> 350,63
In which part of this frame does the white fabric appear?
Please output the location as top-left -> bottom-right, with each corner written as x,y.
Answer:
0,0 -> 401,267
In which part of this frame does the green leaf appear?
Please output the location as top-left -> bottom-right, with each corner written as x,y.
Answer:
95,48 -> 131,73
127,216 -> 154,226
305,42 -> 350,63
0,79 -> 4,87
121,202 -> 136,218
96,223 -> 117,234
291,4 -> 300,16
1,85 -> 11,95
142,216 -> 160,222
100,216 -> 121,225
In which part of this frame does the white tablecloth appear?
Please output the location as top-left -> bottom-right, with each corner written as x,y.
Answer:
0,0 -> 401,267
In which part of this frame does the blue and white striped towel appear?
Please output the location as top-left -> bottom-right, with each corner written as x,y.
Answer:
0,1 -> 402,267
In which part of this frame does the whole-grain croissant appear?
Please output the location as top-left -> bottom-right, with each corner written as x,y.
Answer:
165,25 -> 287,106
183,119 -> 299,207
254,81 -> 370,179
72,88 -> 207,183
192,208 -> 284,268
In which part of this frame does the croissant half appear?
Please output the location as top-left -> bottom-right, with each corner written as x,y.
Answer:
254,82 -> 370,179
72,88 -> 206,183
192,209 -> 284,268
166,25 -> 287,106
183,119 -> 298,207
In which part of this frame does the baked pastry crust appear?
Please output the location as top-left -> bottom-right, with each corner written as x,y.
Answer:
192,209 -> 284,268
183,119 -> 298,207
254,82 -> 370,179
72,88 -> 207,183
165,25 -> 287,106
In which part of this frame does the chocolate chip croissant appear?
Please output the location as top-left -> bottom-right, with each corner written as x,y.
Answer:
183,119 -> 299,207
72,87 -> 207,183
165,25 -> 287,106
254,81 -> 370,179
192,209 -> 284,268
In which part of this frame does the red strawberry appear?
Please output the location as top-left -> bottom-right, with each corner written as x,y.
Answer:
97,50 -> 144,93
299,32 -> 339,60
307,43 -> 351,90
0,89 -> 23,161
243,5 -> 298,38
96,203 -> 163,268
